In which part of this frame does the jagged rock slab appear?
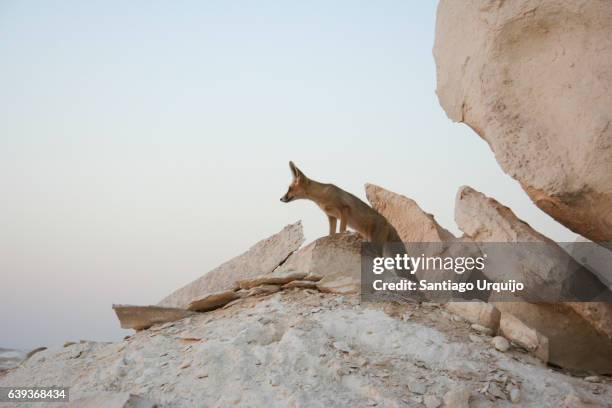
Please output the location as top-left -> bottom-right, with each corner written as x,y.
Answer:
158,221 -> 304,308
68,393 -> 158,408
365,183 -> 455,243
187,290 -> 239,312
455,185 -> 612,332
456,186 -> 612,373
364,184 -> 484,301
455,186 -> 604,301
434,0 -> 612,242
112,305 -> 194,331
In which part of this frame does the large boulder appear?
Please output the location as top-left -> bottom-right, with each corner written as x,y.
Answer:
434,0 -> 612,242
455,186 -> 612,373
276,232 -> 362,294
158,222 -> 304,308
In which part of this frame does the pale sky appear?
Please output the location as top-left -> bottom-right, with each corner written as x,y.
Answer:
0,1 -> 577,350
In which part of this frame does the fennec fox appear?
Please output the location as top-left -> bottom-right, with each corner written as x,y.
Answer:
280,161 -> 401,245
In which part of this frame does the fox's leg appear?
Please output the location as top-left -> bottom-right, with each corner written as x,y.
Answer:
339,207 -> 349,233
328,215 -> 337,235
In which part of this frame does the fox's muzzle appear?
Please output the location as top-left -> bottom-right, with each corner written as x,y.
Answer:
280,195 -> 290,202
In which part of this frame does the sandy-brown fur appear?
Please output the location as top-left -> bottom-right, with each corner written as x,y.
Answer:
280,162 -> 401,244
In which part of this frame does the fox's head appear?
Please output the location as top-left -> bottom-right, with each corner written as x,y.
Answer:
280,161 -> 309,203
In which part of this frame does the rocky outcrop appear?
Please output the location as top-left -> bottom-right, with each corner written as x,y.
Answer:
365,183 -> 455,243
2,291 -> 609,407
158,222 -> 304,308
434,0 -> 612,242
455,186 -> 612,373
112,231 -> 362,334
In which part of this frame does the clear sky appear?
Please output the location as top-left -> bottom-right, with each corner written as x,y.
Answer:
0,1 -> 577,350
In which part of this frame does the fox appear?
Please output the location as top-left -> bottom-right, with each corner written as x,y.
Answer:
280,162 -> 420,300
280,161 -> 402,245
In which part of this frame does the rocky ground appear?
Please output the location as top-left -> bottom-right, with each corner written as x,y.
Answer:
1,290 -> 609,407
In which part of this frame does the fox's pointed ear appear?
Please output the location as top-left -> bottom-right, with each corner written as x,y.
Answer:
289,161 -> 305,180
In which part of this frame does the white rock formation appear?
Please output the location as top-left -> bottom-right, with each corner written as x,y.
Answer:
365,183 -> 455,243
434,0 -> 612,242
1,291 -> 610,407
